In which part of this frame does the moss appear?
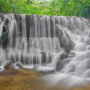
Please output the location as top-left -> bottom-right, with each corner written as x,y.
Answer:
4,62 -> 12,70
0,69 -> 90,90
0,32 -> 7,45
0,69 -> 64,90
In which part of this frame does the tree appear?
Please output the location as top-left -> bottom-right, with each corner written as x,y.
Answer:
0,0 -> 89,19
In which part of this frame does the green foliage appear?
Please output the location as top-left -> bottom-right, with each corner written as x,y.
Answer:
0,32 -> 7,45
0,0 -> 89,18
0,0 -> 14,13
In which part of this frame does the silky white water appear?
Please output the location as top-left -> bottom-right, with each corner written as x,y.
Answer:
44,20 -> 90,87
0,14 -> 90,87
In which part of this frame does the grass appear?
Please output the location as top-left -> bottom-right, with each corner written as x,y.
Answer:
0,69 -> 90,90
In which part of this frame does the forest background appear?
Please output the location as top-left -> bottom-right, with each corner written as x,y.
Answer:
0,0 -> 90,18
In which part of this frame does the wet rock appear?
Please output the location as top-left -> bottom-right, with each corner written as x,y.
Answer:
40,52 -> 46,64
15,62 -> 22,68
33,56 -> 38,64
4,62 -> 12,70
1,18 -> 9,48
40,52 -> 52,64
56,51 -> 69,71
56,57 -> 70,71
13,62 -> 23,70
56,25 -> 74,53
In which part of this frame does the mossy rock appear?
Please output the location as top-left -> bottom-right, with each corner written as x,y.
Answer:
4,62 -> 12,70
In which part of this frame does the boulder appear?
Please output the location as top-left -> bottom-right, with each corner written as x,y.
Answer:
56,25 -> 74,53
4,62 -> 12,70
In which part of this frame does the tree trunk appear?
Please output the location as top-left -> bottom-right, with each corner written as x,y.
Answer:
55,1 -> 58,16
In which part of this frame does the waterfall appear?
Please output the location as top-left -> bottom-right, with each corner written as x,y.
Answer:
0,14 -> 65,71
44,17 -> 90,87
0,14 -> 90,87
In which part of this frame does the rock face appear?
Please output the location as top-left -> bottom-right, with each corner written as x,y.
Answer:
55,25 -> 74,70
0,18 -> 9,48
56,25 -> 74,53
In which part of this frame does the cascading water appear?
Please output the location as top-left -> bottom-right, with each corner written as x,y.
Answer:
0,14 -> 65,71
0,14 -> 90,87
44,17 -> 90,87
